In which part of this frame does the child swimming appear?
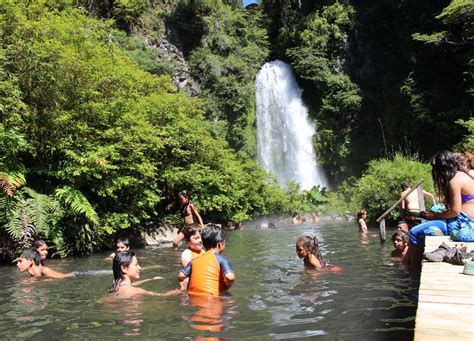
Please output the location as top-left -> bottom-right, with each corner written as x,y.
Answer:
391,230 -> 408,258
16,249 -> 75,279
296,234 -> 341,272
33,240 -> 48,265
357,209 -> 368,233
107,251 -> 177,299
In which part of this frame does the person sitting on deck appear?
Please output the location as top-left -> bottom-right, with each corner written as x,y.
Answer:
398,181 -> 436,232
178,224 -> 235,296
406,150 -> 474,272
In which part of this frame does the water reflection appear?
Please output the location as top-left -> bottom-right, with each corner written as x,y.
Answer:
184,293 -> 236,332
0,221 -> 417,339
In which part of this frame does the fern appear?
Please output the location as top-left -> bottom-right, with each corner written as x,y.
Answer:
55,186 -> 99,225
0,171 -> 25,197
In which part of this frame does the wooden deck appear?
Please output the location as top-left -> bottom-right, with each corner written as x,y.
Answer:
414,236 -> 474,341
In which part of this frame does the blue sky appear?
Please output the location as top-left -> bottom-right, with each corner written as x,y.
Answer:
243,0 -> 257,6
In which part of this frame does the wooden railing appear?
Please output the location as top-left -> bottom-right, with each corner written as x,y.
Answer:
376,179 -> 425,242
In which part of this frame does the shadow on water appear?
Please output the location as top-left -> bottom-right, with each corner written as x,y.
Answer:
0,218 -> 417,339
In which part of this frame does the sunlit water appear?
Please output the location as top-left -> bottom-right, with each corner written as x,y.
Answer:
0,219 -> 417,340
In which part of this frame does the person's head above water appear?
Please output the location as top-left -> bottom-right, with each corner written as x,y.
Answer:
201,224 -> 225,250
34,239 -> 48,262
108,251 -> 140,293
16,249 -> 41,273
116,237 -> 130,253
295,234 -> 326,266
430,150 -> 459,207
357,209 -> 367,220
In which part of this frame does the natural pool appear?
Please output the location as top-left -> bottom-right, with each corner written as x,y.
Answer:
0,219 -> 418,339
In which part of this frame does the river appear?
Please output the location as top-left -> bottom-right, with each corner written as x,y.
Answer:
0,218 -> 417,340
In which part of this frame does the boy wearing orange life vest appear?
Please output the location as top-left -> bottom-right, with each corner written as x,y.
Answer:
178,224 -> 235,295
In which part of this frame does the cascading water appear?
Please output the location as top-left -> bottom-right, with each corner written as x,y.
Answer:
256,60 -> 328,190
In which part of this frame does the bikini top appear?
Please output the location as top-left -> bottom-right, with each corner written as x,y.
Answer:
461,171 -> 474,204
462,194 -> 474,204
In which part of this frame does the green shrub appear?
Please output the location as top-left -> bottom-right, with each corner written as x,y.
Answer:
348,153 -> 434,221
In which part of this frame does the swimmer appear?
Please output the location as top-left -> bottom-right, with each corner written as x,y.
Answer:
181,225 -> 204,268
16,249 -> 75,279
391,230 -> 408,258
34,239 -> 48,265
292,212 -> 302,225
107,251 -> 178,299
180,226 -> 204,290
296,234 -> 341,272
108,237 -> 131,259
357,209 -> 368,233
178,224 -> 235,295
173,191 -> 204,248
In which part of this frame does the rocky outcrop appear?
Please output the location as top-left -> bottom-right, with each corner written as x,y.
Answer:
155,38 -> 201,96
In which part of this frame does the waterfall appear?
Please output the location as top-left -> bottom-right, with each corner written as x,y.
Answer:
255,60 -> 328,190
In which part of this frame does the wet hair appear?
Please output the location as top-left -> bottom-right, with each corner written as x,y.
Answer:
116,237 -> 130,249
183,225 -> 201,241
400,181 -> 410,190
357,209 -> 367,219
292,212 -> 299,218
20,249 -> 41,266
108,251 -> 135,293
296,235 -> 326,266
391,230 -> 408,243
201,224 -> 225,249
34,239 -> 47,249
430,151 -> 459,208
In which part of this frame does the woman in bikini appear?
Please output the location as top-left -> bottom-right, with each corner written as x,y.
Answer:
172,191 -> 204,248
407,150 -> 474,269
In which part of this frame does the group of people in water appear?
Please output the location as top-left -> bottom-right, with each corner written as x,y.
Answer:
14,150 -> 473,304
15,186 -> 341,301
357,150 -> 474,271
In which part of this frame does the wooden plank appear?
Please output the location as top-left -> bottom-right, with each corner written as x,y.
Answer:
415,236 -> 474,341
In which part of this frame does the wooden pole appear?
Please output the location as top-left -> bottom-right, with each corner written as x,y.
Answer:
379,219 -> 386,242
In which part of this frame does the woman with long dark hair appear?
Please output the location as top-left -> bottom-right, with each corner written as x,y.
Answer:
407,150 -> 474,268
108,251 -> 178,298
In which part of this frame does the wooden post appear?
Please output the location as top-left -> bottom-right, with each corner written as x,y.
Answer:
379,218 -> 386,242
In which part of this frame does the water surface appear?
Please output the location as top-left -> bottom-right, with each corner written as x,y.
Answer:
0,219 -> 417,340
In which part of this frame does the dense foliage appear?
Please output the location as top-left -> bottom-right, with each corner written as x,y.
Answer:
1,0 -> 472,258
344,153 -> 435,222
0,0 -> 294,258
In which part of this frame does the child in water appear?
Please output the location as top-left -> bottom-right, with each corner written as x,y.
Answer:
357,209 -> 368,233
181,226 -> 204,267
391,230 -> 408,258
296,234 -> 341,272
16,249 -> 75,279
34,240 -> 48,265
178,224 -> 235,295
